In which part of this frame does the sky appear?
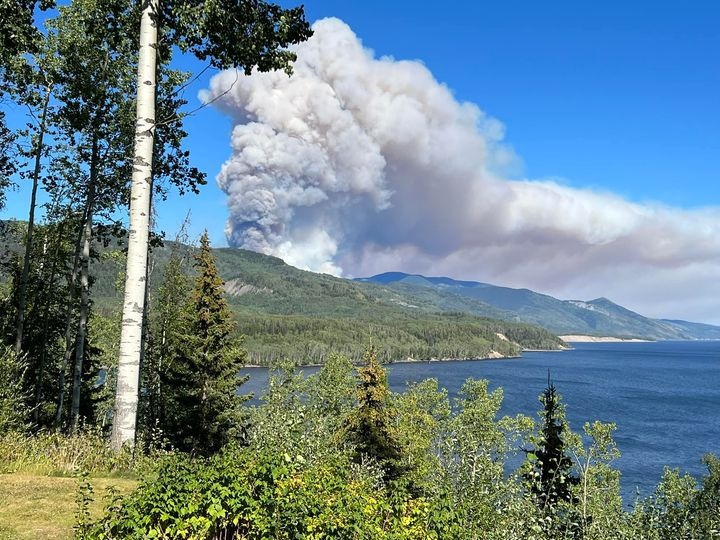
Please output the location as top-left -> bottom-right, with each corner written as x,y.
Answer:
3,0 -> 720,323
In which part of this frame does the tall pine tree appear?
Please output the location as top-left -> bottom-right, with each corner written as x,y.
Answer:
162,231 -> 248,454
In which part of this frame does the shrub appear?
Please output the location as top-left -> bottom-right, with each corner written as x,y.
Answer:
90,445 -> 447,539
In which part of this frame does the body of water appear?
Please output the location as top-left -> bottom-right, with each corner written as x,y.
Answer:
241,341 -> 720,503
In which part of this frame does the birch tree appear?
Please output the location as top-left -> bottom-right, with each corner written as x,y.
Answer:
111,0 -> 311,449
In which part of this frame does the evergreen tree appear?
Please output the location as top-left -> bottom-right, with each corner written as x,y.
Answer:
162,231 -> 248,454
0,219 -> 74,427
140,241 -> 192,440
525,375 -> 579,509
345,347 -> 408,484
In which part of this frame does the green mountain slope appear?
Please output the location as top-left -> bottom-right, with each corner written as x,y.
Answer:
87,242 -> 566,364
357,273 -> 720,340
659,319 -> 720,340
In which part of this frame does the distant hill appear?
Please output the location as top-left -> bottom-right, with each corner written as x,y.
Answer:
82,242 -> 566,364
658,319 -> 720,340
356,272 -> 720,340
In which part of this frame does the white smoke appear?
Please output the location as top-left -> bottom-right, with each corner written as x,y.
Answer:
202,18 -> 720,323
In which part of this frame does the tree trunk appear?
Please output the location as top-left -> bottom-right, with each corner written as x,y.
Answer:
55,203 -> 89,430
111,0 -> 158,450
69,133 -> 98,431
32,220 -> 65,424
15,86 -> 51,354
69,206 -> 93,430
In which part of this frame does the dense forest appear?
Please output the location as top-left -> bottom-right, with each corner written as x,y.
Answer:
0,0 -> 718,538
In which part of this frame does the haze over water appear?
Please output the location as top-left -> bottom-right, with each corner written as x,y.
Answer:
242,341 -> 720,504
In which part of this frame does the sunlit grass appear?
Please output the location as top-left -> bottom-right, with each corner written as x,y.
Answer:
0,473 -> 136,540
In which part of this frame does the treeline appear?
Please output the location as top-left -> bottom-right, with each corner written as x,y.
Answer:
237,312 -> 564,364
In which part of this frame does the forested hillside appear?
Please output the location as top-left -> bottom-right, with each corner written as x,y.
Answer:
83,238 -> 566,364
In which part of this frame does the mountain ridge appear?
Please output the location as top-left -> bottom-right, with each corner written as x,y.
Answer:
355,272 -> 720,340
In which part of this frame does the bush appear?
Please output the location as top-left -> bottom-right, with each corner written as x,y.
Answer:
90,445 -> 449,539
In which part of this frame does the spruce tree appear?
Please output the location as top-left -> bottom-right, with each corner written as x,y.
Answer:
346,348 -> 407,484
140,242 -> 192,440
164,231 -> 248,454
526,375 -> 579,509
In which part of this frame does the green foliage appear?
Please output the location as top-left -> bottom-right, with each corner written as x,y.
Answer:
86,312 -> 122,428
0,0 -> 53,59
0,344 -> 30,433
0,219 -> 75,427
0,111 -> 15,210
168,0 -> 312,74
74,470 -> 95,540
693,454 -> 720,536
630,455 -> 720,540
345,348 -> 409,486
89,445 -> 451,540
391,378 -> 450,491
140,241 -> 192,442
246,355 -> 357,467
567,421 -> 624,537
525,379 -> 579,510
436,379 -> 535,537
160,232 -> 248,454
60,350 -> 718,539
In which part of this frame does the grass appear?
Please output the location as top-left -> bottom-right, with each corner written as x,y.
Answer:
0,473 -> 137,539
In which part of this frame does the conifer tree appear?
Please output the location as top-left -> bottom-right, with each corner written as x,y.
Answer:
526,375 -> 579,509
162,231 -> 248,454
346,348 -> 407,484
140,241 -> 192,439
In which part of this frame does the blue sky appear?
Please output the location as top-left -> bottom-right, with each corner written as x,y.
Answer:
3,0 -> 720,321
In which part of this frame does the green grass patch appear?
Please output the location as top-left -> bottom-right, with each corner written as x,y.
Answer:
0,473 -> 136,540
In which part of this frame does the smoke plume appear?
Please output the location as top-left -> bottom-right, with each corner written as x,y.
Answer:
202,18 -> 720,323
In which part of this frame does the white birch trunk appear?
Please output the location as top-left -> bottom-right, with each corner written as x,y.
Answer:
110,0 -> 158,450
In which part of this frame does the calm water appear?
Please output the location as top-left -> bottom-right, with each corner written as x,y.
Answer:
241,341 -> 720,502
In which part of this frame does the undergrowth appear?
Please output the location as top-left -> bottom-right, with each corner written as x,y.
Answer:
0,428 -> 165,477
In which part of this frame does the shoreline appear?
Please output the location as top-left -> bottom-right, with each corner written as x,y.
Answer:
243,346 -> 569,368
559,335 -> 652,343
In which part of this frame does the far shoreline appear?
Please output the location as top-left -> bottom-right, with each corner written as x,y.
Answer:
242,347 -> 574,369
559,335 -> 653,343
